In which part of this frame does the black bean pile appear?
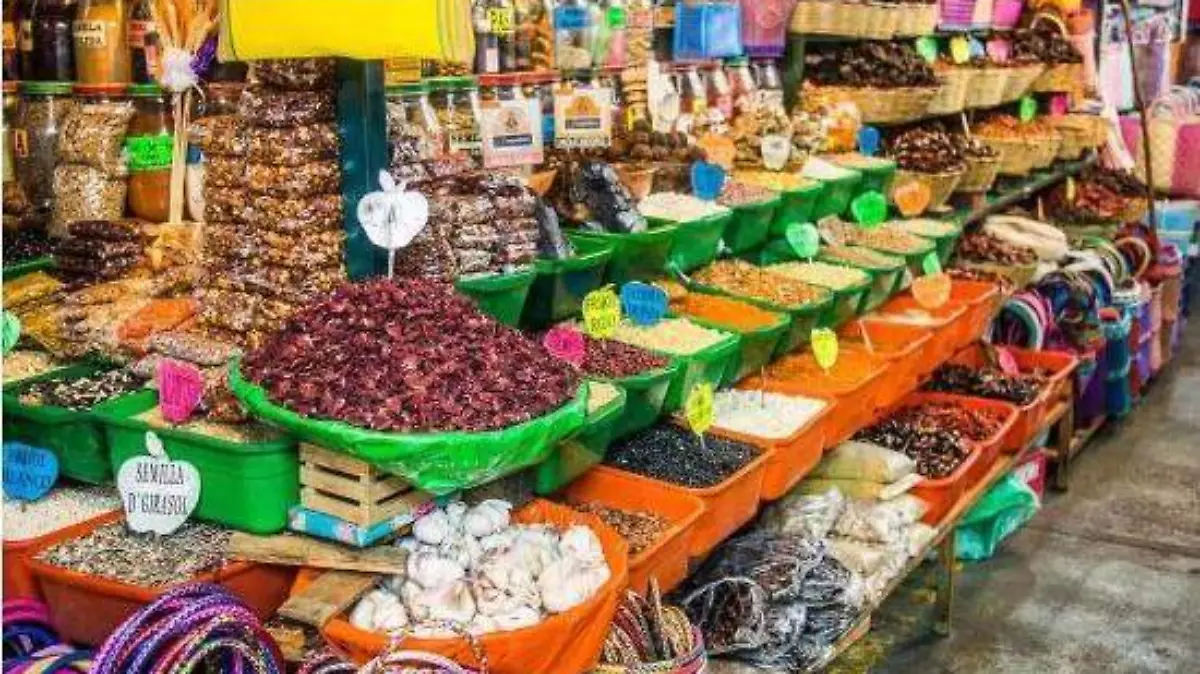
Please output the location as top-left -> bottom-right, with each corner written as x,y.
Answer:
855,418 -> 971,478
806,42 -> 939,88
4,227 -> 55,265
924,363 -> 1047,405
18,369 -> 144,411
604,424 -> 758,488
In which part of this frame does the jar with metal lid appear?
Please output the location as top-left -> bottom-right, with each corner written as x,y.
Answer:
429,76 -> 482,160
30,0 -> 77,82
705,63 -> 733,120
752,58 -> 785,113
73,0 -> 131,85
128,0 -> 160,83
13,80 -> 78,212
385,81 -> 443,169
125,83 -> 172,221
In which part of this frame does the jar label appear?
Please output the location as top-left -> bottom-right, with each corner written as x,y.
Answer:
18,20 -> 32,52
486,7 -> 515,35
73,20 -> 108,49
125,135 -> 175,172
606,6 -> 627,28
128,19 -> 155,48
12,129 -> 29,158
554,88 -> 613,149
3,22 -> 16,50
481,97 -> 543,168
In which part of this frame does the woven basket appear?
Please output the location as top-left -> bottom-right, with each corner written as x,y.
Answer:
1032,62 -> 1083,93
804,84 -> 937,124
927,66 -> 971,115
1028,132 -> 1062,169
1053,121 -> 1092,160
1001,64 -> 1046,102
955,155 -> 1001,192
593,628 -> 707,674
964,67 -> 1009,109
790,0 -> 863,36
956,260 -> 1038,289
979,136 -> 1035,175
892,168 -> 964,210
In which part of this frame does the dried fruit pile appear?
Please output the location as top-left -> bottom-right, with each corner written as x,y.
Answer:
1011,25 -> 1083,64
54,220 -> 146,287
925,363 -> 1047,405
242,279 -> 579,433
569,501 -> 670,555
887,125 -> 965,173
854,416 -> 971,479
604,424 -> 759,488
952,133 -> 999,160
4,227 -> 54,264
954,231 -> 1038,265
886,402 -> 1006,443
694,260 -> 831,308
18,369 -> 144,411
570,335 -> 671,379
806,42 -> 938,88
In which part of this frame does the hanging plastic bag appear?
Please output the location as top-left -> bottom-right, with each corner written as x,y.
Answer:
673,1 -> 742,61
954,473 -> 1040,560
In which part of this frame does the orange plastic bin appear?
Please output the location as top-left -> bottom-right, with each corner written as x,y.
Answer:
563,466 -> 704,595
3,509 -> 121,600
892,392 -> 1020,487
948,279 -> 1002,341
910,442 -> 982,525
24,512 -> 296,647
867,296 -> 969,368
839,320 -> 933,410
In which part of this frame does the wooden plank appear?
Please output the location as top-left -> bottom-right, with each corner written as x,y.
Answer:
369,488 -> 433,523
302,487 -> 369,524
300,465 -> 410,503
228,532 -> 408,574
300,443 -> 374,477
278,570 -> 378,627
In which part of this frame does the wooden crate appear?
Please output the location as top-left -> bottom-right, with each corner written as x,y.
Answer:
299,444 -> 431,527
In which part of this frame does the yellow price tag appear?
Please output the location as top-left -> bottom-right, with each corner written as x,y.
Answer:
950,36 -> 970,65
684,382 -> 714,435
811,328 -> 839,372
582,287 -> 620,339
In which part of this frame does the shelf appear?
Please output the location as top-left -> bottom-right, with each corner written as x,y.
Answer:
947,153 -> 1099,227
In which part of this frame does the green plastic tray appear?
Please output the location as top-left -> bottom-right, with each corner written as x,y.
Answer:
1,256 -> 54,280
1,364 -> 129,484
816,278 -> 872,329
657,331 -> 741,412
902,222 -> 963,266
565,226 -> 678,286
601,360 -> 682,440
650,212 -> 731,274
769,182 -> 826,236
680,312 -> 791,386
810,170 -> 863,220
95,391 -> 299,534
849,159 -> 896,196
722,197 -> 780,254
455,267 -> 537,327
817,250 -> 907,313
682,282 -> 832,358
861,238 -> 937,278
522,237 -> 614,329
533,383 -> 627,495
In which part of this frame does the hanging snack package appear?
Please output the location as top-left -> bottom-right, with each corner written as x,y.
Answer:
189,115 -> 248,156
52,166 -> 128,235
246,161 -> 340,197
249,58 -> 339,90
247,124 -> 340,165
237,87 -> 337,128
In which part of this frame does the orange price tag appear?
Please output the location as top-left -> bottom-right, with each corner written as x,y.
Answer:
912,272 -> 952,309
893,179 -> 932,217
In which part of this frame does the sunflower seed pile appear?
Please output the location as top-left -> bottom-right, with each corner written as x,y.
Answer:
36,521 -> 233,588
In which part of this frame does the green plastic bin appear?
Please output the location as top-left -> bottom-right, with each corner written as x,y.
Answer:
769,182 -> 826,236
533,383 -> 627,495
649,212 -> 731,274
96,391 -> 299,534
861,238 -> 937,279
565,226 -> 678,286
601,360 -> 682,440
1,364 -> 128,484
522,238 -> 614,329
2,256 -> 54,280
841,158 -> 896,196
455,267 -> 538,327
682,282 -> 831,358
818,249 -> 907,313
722,197 -> 780,254
657,332 -> 741,411
810,170 -> 863,220
897,220 -> 963,266
681,312 -> 791,386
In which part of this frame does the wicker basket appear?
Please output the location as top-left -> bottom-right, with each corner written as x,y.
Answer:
955,155 -> 1001,193
956,260 -> 1038,289
1053,121 -> 1092,160
860,3 -> 890,39
926,65 -> 971,115
1028,132 -> 1062,169
1000,64 -> 1046,102
804,84 -> 937,124
892,168 -> 964,211
979,136 -> 1035,175
1031,62 -> 1083,93
964,67 -> 1009,109
593,628 -> 707,674
790,0 -> 864,36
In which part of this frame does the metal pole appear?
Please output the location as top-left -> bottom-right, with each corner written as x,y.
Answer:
1118,0 -> 1161,253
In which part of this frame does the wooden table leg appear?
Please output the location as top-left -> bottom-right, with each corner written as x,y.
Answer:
1052,399 -> 1075,492
934,534 -> 956,637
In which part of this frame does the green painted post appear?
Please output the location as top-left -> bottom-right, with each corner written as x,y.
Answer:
338,59 -> 389,279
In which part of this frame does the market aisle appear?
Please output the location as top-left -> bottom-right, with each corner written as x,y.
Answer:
869,323 -> 1200,674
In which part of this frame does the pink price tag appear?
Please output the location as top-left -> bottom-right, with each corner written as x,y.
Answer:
157,360 -> 206,424
542,326 -> 586,366
1048,94 -> 1069,117
996,347 -> 1021,376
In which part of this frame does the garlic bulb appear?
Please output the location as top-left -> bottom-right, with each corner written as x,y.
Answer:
413,510 -> 451,545
464,499 -> 512,538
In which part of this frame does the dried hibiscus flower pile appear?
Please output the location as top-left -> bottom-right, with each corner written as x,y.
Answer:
242,279 -> 579,432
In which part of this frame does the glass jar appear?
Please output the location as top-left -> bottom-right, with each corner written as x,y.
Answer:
430,76 -> 482,160
386,81 -> 443,168
125,83 -> 172,221
473,0 -> 515,74
128,0 -> 160,83
652,0 -> 674,62
752,58 -> 785,113
726,57 -> 757,113
3,82 -> 17,186
13,80 -> 78,212
73,0 -> 130,85
705,63 -> 733,119
4,1 -> 19,81
514,0 -> 553,71
30,0 -> 77,82
553,0 -> 594,71
15,0 -> 36,80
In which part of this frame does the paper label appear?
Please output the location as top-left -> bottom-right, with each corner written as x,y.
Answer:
125,135 -> 174,172
620,281 -> 668,327
996,347 -> 1021,375
3,311 -> 19,353
786,222 -> 821,259
3,443 -> 58,502
358,172 -> 430,277
17,20 -> 31,51
582,287 -> 620,338
128,19 -> 155,48
555,5 -> 591,30
73,20 -> 108,49
950,36 -> 970,64
1049,94 -> 1069,117
912,272 -> 951,309
3,22 -> 15,50
554,88 -> 613,149
761,134 -> 791,170
118,433 -> 201,536
850,191 -> 887,228
543,326 -> 586,365
653,5 -> 675,28
894,179 -> 932,217
487,7 -> 515,34
157,360 -> 205,424
481,97 -> 543,168
811,328 -> 839,372
915,37 -> 939,64
857,126 -> 881,157
12,128 -> 28,158
1018,96 -> 1037,122
684,382 -> 714,435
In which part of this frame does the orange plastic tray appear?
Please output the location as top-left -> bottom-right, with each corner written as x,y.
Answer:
910,440 -> 982,525
948,279 -> 1002,341
563,466 -> 704,595
945,345 -> 1079,451
892,392 -> 1020,488
24,512 -> 296,646
712,390 -> 835,501
867,296 -> 969,368
3,509 -> 122,600
839,320 -> 933,410
743,361 -> 888,447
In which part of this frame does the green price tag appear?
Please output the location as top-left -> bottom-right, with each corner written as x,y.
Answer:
850,191 -> 887,228
2,311 -> 20,354
125,135 -> 174,172
1018,96 -> 1037,123
915,37 -> 939,64
922,251 -> 942,275
785,222 -> 821,259
582,287 -> 620,339
684,382 -> 714,435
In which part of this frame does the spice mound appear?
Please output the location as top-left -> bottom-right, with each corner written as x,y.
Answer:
586,382 -> 622,414
925,363 -> 1046,405
4,486 -> 121,542
693,260 -> 831,308
637,192 -> 730,222
569,501 -> 670,556
610,318 -> 732,356
18,369 -> 144,411
542,332 -> 669,379
670,292 -> 784,331
242,279 -> 579,432
765,261 -> 870,291
37,521 -> 232,588
713,389 -> 827,440
821,244 -> 904,269
3,350 -> 65,384
604,424 -> 759,489
765,345 -> 883,396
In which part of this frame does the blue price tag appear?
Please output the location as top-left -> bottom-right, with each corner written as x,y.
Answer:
857,126 -> 881,157
620,281 -> 668,326
691,161 -> 726,201
3,442 -> 58,501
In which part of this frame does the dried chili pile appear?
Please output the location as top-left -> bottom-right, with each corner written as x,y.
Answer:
924,363 -> 1047,405
569,501 -> 670,556
886,402 -> 1006,443
573,335 -> 670,379
242,279 -> 579,432
854,401 -> 1002,477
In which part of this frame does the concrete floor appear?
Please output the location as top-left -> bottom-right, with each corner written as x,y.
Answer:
870,322 -> 1200,673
